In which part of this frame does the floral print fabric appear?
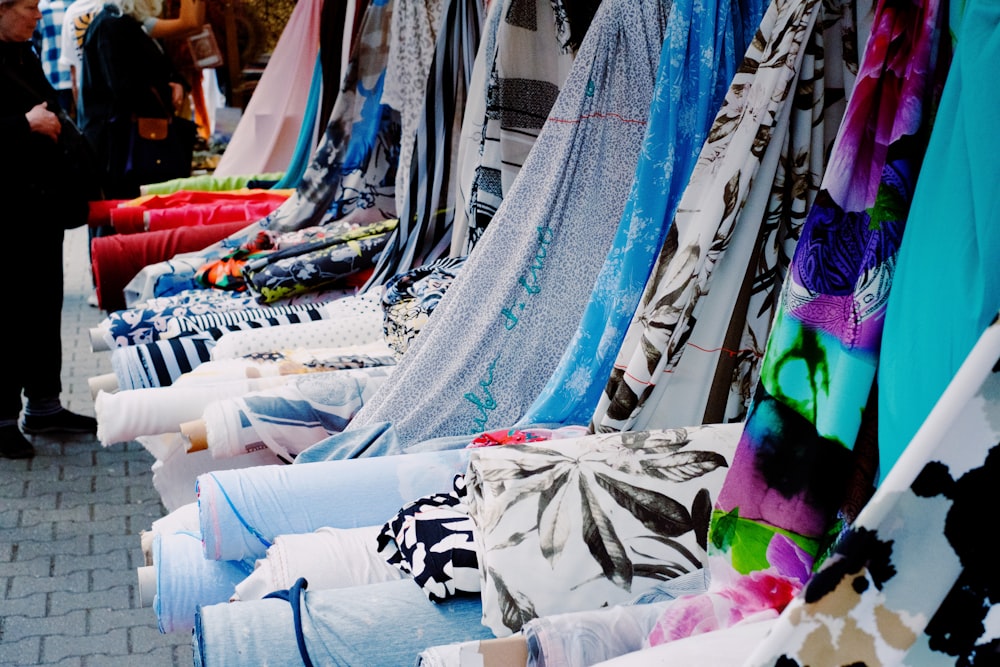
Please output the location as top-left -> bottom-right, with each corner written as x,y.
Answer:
518,0 -> 765,428
465,424 -> 741,636
743,312 -> 1000,666
644,0 -> 950,646
590,0 -> 857,434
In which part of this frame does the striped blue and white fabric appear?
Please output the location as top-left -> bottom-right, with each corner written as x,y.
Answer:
362,0 -> 486,289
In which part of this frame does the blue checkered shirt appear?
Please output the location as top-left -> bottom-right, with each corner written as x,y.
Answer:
33,0 -> 73,91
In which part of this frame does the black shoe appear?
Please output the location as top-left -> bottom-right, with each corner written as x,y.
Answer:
1,425 -> 35,459
20,409 -> 98,435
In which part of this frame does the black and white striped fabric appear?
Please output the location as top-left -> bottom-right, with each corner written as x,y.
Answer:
362,0 -> 486,290
166,302 -> 332,339
111,334 -> 217,390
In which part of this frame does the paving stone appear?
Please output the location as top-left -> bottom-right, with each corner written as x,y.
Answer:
0,635 -> 42,667
8,570 -> 88,598
41,627 -> 128,662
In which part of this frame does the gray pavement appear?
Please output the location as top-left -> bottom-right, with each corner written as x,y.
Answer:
0,226 -> 193,666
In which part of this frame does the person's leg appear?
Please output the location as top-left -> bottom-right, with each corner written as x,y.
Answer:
16,222 -> 96,435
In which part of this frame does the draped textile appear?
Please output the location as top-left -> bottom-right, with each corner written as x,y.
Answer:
361,0 -> 485,289
643,0 -> 951,644
201,365 -> 395,461
269,52 -> 324,191
518,0 -> 763,428
261,0 -> 401,234
344,0 -> 670,448
195,448 -> 472,562
212,0 -> 323,177
877,0 -> 1000,476
590,0 -> 858,434
382,0 -> 446,217
740,315 -> 1000,666
467,424 -> 740,637
91,220 -> 251,313
450,0 -> 582,257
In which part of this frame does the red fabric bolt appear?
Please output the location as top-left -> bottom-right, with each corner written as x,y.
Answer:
88,200 -> 131,228
91,220 -> 253,312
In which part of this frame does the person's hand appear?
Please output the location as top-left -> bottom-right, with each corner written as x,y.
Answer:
26,102 -> 61,142
169,82 -> 185,113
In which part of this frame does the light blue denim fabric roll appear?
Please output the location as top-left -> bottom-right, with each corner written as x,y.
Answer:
193,578 -> 493,666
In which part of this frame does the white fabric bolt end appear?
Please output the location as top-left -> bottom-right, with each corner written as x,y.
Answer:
232,525 -> 406,601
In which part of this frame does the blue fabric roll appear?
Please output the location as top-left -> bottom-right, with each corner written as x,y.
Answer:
153,531 -> 253,634
193,578 -> 492,666
196,448 -> 472,562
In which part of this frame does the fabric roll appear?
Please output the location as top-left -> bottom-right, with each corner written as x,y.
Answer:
591,619 -> 777,666
344,0 -> 671,448
738,312 -> 1000,665
877,0 -> 1000,476
162,304 -> 330,341
232,525 -> 406,602
643,0 -> 950,645
175,341 -> 397,387
201,366 -> 395,461
519,571 -> 710,667
591,0 -> 855,433
146,433 -> 284,513
260,0 -> 401,235
108,189 -> 291,234
192,578 -> 493,667
450,0 -> 585,257
99,287 -> 338,352
138,172 -> 287,196
361,0 -> 485,289
466,423 -> 740,637
142,199 -> 287,234
97,289 -> 264,349
241,219 -> 397,303
518,0 -> 763,428
94,370 -> 355,446
196,447 -> 472,562
200,308 -> 384,359
111,334 -> 217,390
152,531 -> 253,634
212,0 -> 323,177
91,220 -> 252,313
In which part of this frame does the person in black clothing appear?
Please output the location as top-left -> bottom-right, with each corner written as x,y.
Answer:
0,0 -> 98,459
79,0 -> 190,200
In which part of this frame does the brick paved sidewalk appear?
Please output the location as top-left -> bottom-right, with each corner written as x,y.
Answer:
0,226 -> 192,666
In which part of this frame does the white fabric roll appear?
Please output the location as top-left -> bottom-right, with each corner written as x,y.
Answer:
232,525 -> 406,601
209,293 -> 385,360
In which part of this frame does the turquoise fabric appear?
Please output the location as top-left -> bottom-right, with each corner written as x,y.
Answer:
272,52 -> 325,190
516,0 -> 763,427
878,1 -> 1000,477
